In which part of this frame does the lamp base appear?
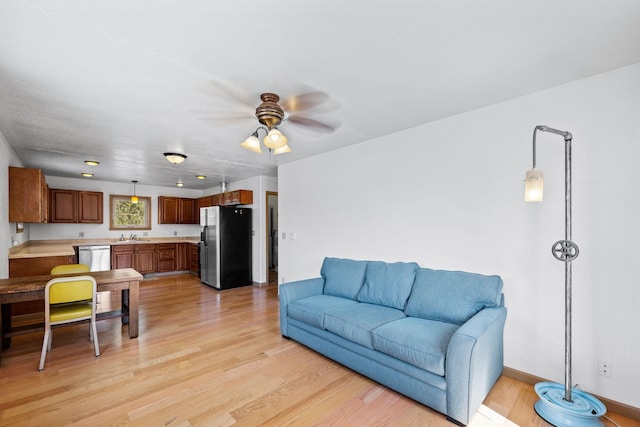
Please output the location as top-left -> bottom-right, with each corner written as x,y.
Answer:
534,382 -> 606,427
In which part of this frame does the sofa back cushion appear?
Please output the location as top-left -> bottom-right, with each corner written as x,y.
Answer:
356,261 -> 419,310
321,257 -> 368,299
404,268 -> 503,325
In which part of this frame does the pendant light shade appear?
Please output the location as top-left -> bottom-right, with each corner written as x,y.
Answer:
240,126 -> 291,154
263,128 -> 288,149
524,168 -> 544,202
272,144 -> 292,155
240,132 -> 262,153
131,180 -> 139,204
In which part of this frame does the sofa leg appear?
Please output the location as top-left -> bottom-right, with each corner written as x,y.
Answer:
446,416 -> 465,426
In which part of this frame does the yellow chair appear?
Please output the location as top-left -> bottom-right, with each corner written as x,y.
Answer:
50,264 -> 90,275
39,275 -> 100,371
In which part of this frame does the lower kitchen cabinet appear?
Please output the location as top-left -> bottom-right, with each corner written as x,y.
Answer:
111,245 -> 134,269
9,255 -> 75,315
157,244 -> 176,272
177,243 -> 188,271
189,243 -> 199,276
111,244 -> 156,274
112,242 -> 197,275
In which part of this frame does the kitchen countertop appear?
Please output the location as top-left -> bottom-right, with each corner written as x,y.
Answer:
9,237 -> 200,259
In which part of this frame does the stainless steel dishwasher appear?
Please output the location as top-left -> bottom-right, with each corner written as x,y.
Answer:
78,245 -> 111,271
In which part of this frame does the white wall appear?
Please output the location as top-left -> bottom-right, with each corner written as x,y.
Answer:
0,132 -> 26,278
278,63 -> 640,407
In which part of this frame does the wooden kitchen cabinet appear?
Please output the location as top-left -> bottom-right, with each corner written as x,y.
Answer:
111,245 -> 134,269
197,195 -> 213,209
78,191 -> 103,223
189,243 -> 199,276
49,189 -> 103,223
49,189 -> 77,223
158,196 -> 197,224
223,190 -> 253,206
9,255 -> 75,278
134,244 -> 157,275
179,198 -> 197,224
8,166 -> 49,223
176,243 -> 188,271
157,243 -> 176,272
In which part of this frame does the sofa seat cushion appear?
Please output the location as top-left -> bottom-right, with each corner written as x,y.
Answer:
324,303 -> 406,349
321,257 -> 369,299
371,317 -> 459,376
404,268 -> 504,325
357,261 -> 419,310
288,295 -> 359,329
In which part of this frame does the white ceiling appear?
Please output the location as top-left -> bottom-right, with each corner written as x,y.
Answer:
1,1 -> 639,189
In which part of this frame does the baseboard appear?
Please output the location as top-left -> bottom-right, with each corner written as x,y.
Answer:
503,366 -> 640,421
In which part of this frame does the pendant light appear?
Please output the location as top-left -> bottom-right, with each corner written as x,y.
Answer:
131,180 -> 139,204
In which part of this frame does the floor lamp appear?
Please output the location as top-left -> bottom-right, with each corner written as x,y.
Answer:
525,125 -> 606,427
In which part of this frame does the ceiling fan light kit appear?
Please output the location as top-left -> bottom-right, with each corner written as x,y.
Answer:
163,152 -> 187,164
237,91 -> 336,155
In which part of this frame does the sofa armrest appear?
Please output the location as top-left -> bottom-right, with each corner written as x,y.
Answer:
278,277 -> 324,337
445,306 -> 507,425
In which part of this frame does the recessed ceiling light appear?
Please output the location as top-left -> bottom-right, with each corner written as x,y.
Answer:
196,175 -> 206,179
81,172 -> 94,177
84,160 -> 100,166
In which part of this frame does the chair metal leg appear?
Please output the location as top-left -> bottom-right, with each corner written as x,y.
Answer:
39,329 -> 50,371
91,320 -> 100,357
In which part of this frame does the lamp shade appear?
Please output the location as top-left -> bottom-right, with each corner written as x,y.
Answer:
240,133 -> 262,153
130,195 -> 139,204
263,128 -> 288,149
272,144 -> 291,155
525,168 -> 544,202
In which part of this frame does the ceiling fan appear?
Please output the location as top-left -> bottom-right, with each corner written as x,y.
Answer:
199,83 -> 339,154
241,92 -> 338,154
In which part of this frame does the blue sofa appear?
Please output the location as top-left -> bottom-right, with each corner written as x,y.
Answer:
279,257 -> 507,426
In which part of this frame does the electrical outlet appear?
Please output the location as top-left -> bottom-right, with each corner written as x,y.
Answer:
598,360 -> 612,377
174,230 -> 178,236
79,231 -> 85,238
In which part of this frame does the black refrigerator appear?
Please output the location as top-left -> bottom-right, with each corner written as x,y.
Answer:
199,206 -> 252,290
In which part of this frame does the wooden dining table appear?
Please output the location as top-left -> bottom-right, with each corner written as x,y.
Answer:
0,268 -> 143,366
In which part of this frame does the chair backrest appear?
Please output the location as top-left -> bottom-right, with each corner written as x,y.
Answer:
50,264 -> 90,275
46,275 -> 97,305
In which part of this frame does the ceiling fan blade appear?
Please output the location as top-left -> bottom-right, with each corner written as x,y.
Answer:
282,91 -> 330,112
286,115 -> 337,133
197,79 -> 255,108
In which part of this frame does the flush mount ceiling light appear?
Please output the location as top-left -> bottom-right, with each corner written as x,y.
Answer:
81,172 -> 94,177
84,160 -> 100,166
163,152 -> 187,164
176,181 -> 184,187
131,180 -> 139,204
196,175 -> 206,180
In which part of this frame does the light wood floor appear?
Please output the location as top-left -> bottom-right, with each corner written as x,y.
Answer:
0,274 -> 636,426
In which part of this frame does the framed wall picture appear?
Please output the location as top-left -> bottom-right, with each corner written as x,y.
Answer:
109,195 -> 152,230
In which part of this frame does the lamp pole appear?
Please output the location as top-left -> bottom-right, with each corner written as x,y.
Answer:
531,125 -> 576,402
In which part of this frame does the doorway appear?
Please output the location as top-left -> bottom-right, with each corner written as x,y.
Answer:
266,191 -> 278,285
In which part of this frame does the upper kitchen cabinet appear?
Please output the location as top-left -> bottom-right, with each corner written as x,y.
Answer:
223,190 -> 253,206
209,190 -> 252,206
49,189 -> 103,223
8,166 -> 49,223
158,196 -> 197,224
